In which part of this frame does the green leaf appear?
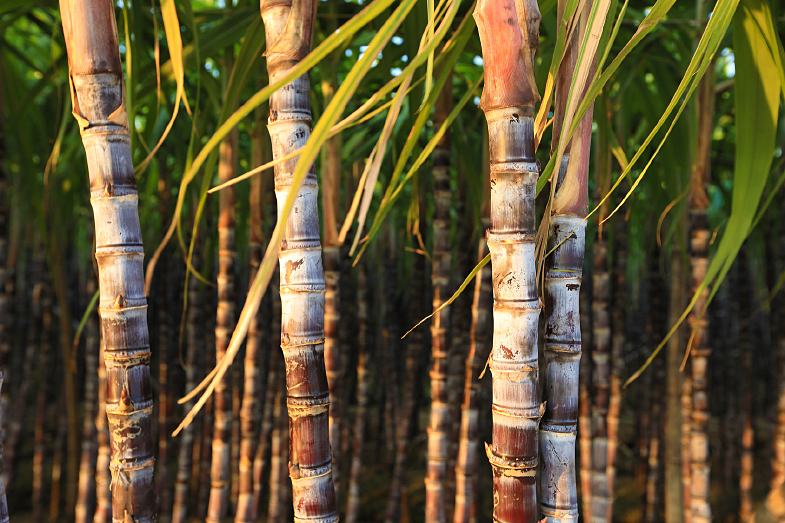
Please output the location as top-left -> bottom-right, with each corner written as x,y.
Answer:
626,0 -> 782,386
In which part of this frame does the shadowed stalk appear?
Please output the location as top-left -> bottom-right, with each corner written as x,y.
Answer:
0,68 -> 10,523
386,225 -> 428,523
689,67 -> 714,523
425,70 -> 453,523
236,101 -> 272,523
321,67 -> 345,503
645,252 -> 666,523
267,360 -> 287,523
172,233 -> 203,523
453,215 -> 491,522
539,0 -> 593,518
453,128 -> 491,523
5,248 -> 43,490
740,251 -> 754,522
607,209 -> 627,522
198,287 -> 215,521
33,262 -> 52,521
253,190 -> 281,518
261,0 -> 338,520
75,271 -> 99,523
156,233 -> 173,523
59,0 -> 156,520
0,369 -> 8,523
93,337 -> 111,523
346,263 -> 369,523
475,0 -> 542,520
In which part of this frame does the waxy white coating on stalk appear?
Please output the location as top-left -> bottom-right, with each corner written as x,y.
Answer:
262,1 -> 338,520
72,69 -> 156,523
540,212 -> 585,523
483,105 -> 541,523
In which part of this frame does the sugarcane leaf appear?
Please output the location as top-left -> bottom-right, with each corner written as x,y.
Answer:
403,253 -> 490,338
135,0 -> 187,175
355,73 -> 483,260
625,0 -> 781,386
70,289 -> 99,354
174,0 -> 420,434
146,0 -> 400,293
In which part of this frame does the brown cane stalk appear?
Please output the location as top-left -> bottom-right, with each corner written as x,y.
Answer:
75,270 -> 100,523
261,1 -> 339,519
346,262 -> 369,523
172,232 -> 203,523
235,102 -> 272,523
425,71 -> 454,523
59,0 -> 157,519
689,67 -> 715,523
208,122 -> 238,523
93,337 -> 111,523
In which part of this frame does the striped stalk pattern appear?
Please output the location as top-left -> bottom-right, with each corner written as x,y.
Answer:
208,126 -> 238,523
689,68 -> 714,523
172,243 -> 203,523
476,0 -> 542,519
262,0 -> 338,520
60,0 -> 156,519
425,76 -> 453,523
75,272 -> 100,523
453,216 -> 492,523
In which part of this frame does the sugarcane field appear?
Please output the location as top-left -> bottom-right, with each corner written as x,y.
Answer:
2,0 -> 785,521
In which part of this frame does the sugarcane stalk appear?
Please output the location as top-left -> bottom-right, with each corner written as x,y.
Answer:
645,253 -> 666,523
0,369 -> 8,523
475,0 -> 542,520
453,216 -> 492,523
198,285 -> 216,521
253,212 -> 281,518
172,232 -> 203,523
607,212 -> 627,522
0,69 -> 10,523
33,272 -> 52,522
740,250 -> 754,522
261,1 -> 338,520
75,270 -> 100,523
5,248 -> 43,489
681,373 -> 692,523
321,68 -> 344,502
386,229 -> 428,523
425,71 -> 454,523
59,0 -> 156,519
156,247 -> 173,523
689,67 -> 715,523
267,362 -> 287,523
346,263 -> 369,523
235,101 -> 272,523
539,0 -> 594,517
94,337 -> 111,523
208,119 -> 238,522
